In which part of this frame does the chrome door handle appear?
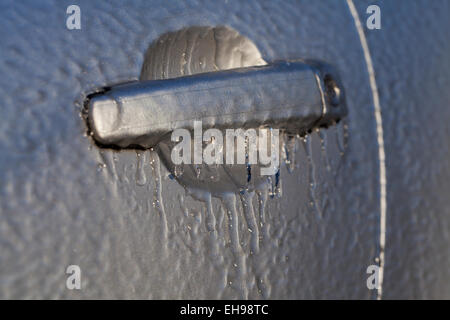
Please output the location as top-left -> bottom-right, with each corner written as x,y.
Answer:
85,60 -> 346,149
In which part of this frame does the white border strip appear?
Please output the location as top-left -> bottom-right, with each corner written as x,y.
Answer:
346,0 -> 387,300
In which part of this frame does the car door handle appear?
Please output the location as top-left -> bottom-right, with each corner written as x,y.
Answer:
85,60 -> 346,149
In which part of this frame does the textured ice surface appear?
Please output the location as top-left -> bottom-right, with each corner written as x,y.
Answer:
0,0 -> 426,299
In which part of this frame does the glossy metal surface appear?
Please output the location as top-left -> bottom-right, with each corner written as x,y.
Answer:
87,61 -> 346,148
1,0 -> 449,299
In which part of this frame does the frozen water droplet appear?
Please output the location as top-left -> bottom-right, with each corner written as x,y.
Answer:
135,150 -> 147,186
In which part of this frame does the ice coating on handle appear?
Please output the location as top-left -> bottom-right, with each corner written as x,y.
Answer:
87,61 -> 346,149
